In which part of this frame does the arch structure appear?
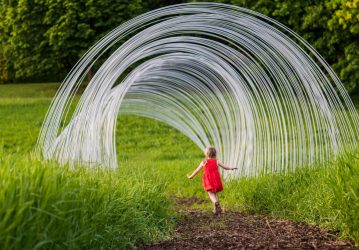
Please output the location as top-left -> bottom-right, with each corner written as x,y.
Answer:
36,3 -> 359,177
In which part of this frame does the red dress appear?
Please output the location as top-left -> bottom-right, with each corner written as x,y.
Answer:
202,158 -> 223,193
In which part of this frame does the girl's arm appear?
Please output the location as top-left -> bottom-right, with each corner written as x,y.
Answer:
187,161 -> 204,179
218,161 -> 238,170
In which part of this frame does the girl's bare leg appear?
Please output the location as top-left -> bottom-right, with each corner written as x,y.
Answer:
207,191 -> 218,203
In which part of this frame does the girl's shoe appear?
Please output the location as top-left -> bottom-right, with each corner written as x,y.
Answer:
214,202 -> 222,215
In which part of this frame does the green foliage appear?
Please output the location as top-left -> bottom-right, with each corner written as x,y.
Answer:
43,0 -> 142,72
214,0 -> 359,94
0,0 -> 142,82
0,48 -> 11,83
326,0 -> 359,94
1,0 -> 358,94
142,0 -> 187,11
328,0 -> 359,33
0,0 -> 56,80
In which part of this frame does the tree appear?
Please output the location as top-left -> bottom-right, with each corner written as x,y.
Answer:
0,0 -> 58,81
0,0 -> 142,83
0,48 -> 11,83
209,0 -> 358,95
327,0 -> 359,93
0,0 -> 357,94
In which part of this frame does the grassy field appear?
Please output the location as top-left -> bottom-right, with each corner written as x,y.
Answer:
223,152 -> 359,241
0,83 -> 359,248
0,83 -> 205,249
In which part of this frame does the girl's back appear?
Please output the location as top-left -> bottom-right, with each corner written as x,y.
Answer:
203,158 -> 219,172
202,158 -> 223,193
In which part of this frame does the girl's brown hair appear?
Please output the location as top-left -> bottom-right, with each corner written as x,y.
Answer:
205,146 -> 217,159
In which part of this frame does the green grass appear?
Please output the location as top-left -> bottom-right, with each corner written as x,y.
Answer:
0,154 -> 175,249
0,83 -> 204,249
1,83 -> 359,248
0,83 -> 60,99
221,151 -> 359,243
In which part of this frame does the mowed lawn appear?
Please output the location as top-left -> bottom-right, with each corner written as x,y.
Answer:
0,83 -> 359,248
0,83 -> 204,193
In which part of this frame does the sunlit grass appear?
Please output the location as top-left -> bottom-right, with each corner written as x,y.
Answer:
222,149 -> 359,242
0,154 -> 176,249
0,83 -> 359,247
0,83 -> 205,249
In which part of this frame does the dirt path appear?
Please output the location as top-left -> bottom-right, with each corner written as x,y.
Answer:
136,197 -> 355,249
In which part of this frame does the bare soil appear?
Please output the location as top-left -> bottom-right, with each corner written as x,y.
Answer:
135,197 -> 355,250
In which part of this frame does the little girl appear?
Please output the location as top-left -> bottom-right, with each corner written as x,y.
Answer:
187,146 -> 237,215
